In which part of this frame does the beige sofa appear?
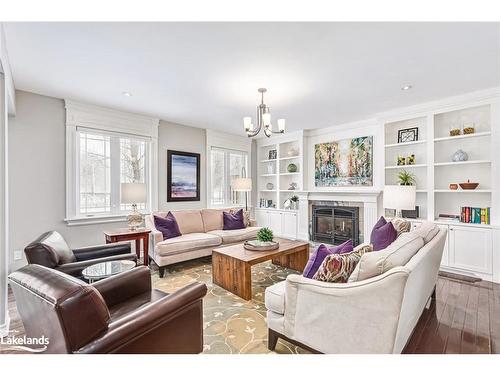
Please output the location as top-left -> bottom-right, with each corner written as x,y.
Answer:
145,208 -> 260,277
265,222 -> 447,354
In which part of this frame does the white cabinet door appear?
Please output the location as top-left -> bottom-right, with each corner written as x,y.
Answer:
255,210 -> 269,227
268,211 -> 283,237
437,224 -> 449,267
281,212 -> 297,239
448,225 -> 492,275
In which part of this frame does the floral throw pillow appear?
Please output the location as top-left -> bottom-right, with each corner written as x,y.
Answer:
312,244 -> 373,283
391,218 -> 411,237
229,208 -> 251,227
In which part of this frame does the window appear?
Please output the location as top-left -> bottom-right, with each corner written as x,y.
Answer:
210,147 -> 248,207
76,128 -> 150,217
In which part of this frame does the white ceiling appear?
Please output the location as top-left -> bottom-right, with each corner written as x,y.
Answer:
4,22 -> 500,134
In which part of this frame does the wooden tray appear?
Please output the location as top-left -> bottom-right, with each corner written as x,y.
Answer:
243,240 -> 279,251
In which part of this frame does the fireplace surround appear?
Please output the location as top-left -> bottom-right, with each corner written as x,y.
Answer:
311,204 -> 360,246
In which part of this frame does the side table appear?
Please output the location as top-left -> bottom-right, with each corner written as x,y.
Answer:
104,228 -> 151,266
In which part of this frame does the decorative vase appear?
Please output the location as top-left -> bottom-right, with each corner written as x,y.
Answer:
449,183 -> 458,190
452,149 -> 468,162
287,163 -> 297,173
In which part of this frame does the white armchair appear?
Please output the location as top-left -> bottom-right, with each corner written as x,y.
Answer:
265,227 -> 447,354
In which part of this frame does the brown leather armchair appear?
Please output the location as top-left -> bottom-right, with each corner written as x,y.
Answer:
8,264 -> 208,354
24,231 -> 137,279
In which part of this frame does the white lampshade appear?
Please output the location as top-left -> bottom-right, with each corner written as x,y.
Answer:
243,117 -> 252,131
262,112 -> 271,126
383,185 -> 416,210
231,177 -> 252,192
277,119 -> 286,132
121,183 -> 147,204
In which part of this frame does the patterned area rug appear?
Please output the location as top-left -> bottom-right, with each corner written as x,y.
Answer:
151,257 -> 310,354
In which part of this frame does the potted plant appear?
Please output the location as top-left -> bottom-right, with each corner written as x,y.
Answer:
397,170 -> 416,186
256,227 -> 274,243
290,195 -> 299,210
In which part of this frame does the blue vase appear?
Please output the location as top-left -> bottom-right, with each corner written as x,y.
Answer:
452,149 -> 468,162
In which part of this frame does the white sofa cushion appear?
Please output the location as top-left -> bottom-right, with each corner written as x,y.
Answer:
348,231 -> 424,282
265,281 -> 286,315
155,232 -> 222,256
412,221 -> 439,244
207,226 -> 260,244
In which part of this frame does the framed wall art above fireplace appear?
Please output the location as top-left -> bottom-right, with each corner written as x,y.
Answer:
167,150 -> 201,202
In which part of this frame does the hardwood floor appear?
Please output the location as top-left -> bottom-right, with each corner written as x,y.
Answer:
403,276 -> 500,354
2,275 -> 499,354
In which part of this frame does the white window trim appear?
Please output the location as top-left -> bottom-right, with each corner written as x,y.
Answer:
206,129 -> 252,209
65,100 -> 159,225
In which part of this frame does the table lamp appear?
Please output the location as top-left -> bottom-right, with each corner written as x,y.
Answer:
383,185 -> 416,218
121,183 -> 147,230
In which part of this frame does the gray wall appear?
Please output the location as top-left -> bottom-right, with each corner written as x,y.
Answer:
158,120 -> 206,211
8,91 -> 208,271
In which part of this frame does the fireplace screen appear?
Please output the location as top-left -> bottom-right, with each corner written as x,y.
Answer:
312,205 -> 359,246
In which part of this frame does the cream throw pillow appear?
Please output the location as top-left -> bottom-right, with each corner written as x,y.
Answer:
348,231 -> 424,282
412,221 -> 439,244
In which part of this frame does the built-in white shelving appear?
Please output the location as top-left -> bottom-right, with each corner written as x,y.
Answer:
434,160 -> 491,167
434,131 -> 491,143
384,103 -> 494,227
384,140 -> 426,148
385,164 -> 427,170
256,132 -> 304,210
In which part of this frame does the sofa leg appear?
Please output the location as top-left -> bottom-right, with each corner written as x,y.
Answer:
268,329 -> 279,351
159,266 -> 166,278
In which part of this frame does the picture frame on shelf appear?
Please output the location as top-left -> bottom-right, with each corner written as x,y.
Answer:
397,127 -> 419,143
268,149 -> 277,160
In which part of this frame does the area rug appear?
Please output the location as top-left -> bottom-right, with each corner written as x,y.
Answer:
151,257 -> 310,354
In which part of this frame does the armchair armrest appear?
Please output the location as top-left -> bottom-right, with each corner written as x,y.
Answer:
56,253 -> 137,277
281,268 -> 410,354
76,282 -> 208,354
93,266 -> 151,307
73,242 -> 132,262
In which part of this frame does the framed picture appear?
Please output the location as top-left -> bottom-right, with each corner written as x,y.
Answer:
167,150 -> 200,202
398,127 -> 419,143
268,149 -> 277,160
314,136 -> 373,187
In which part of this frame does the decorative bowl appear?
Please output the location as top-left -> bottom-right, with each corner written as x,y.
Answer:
459,180 -> 479,190
244,240 -> 279,251
449,183 -> 458,190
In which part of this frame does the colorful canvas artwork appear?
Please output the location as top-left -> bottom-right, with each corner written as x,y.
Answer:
167,150 -> 200,201
314,136 -> 373,187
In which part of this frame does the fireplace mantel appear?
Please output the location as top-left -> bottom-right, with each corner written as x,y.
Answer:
295,190 -> 381,242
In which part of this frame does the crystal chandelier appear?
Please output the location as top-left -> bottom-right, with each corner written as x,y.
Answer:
243,88 -> 285,137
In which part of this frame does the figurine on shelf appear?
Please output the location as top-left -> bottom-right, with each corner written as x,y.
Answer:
406,154 -> 416,165
288,182 -> 298,190
397,156 -> 406,166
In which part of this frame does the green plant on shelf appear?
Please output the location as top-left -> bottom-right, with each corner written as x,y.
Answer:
256,227 -> 274,242
397,170 -> 416,186
290,195 -> 299,202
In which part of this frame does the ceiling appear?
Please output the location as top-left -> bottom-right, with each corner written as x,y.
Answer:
4,22 -> 500,134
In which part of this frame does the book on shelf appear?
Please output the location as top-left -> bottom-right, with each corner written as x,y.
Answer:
460,206 -> 490,225
437,214 -> 460,222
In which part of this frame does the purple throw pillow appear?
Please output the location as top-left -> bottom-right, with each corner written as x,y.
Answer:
303,240 -> 353,279
370,220 -> 397,251
154,212 -> 181,240
223,209 -> 246,230
370,216 -> 387,242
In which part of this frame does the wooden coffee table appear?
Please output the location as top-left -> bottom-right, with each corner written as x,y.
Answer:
212,238 -> 309,300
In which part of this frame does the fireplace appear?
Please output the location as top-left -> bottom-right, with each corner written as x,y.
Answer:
311,205 -> 360,246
